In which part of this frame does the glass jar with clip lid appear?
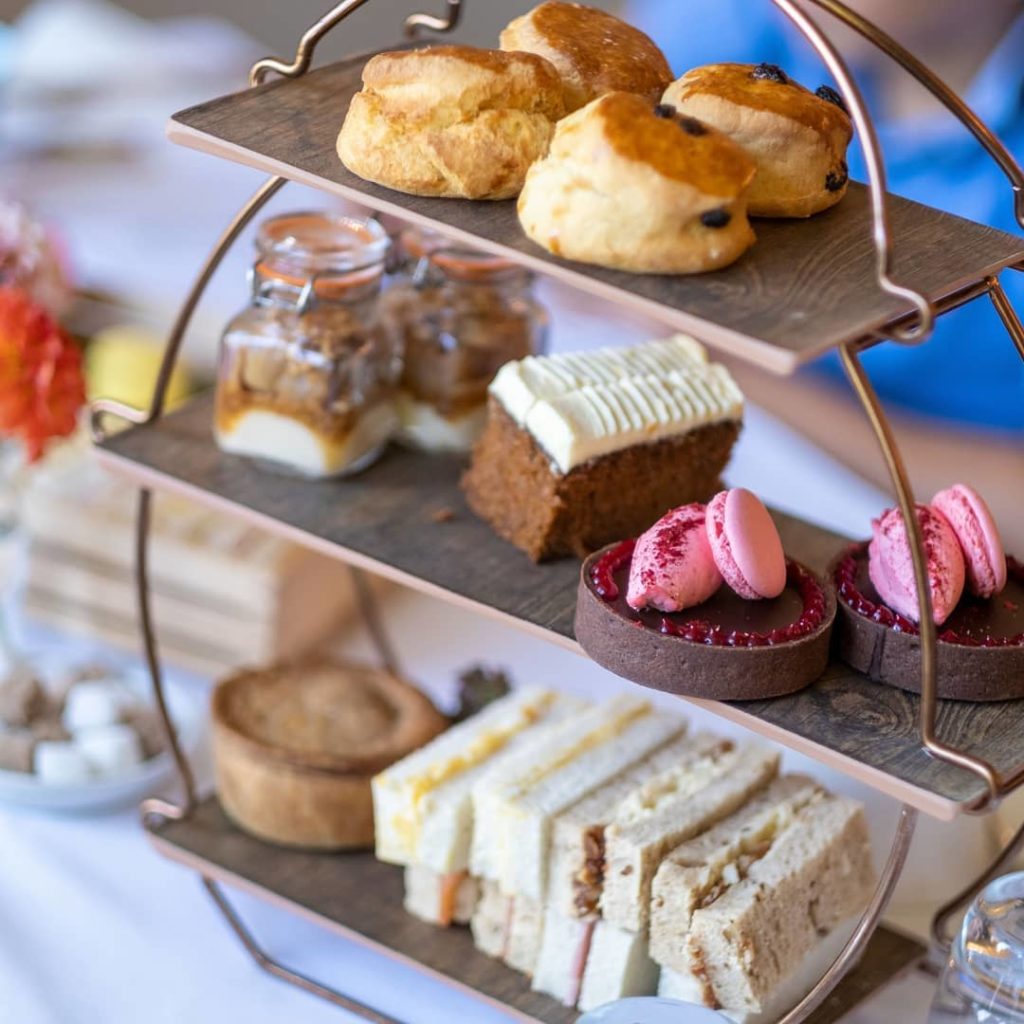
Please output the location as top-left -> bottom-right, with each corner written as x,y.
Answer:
214,212 -> 400,478
383,227 -> 548,453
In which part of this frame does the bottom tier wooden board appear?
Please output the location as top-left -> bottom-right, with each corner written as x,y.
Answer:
150,798 -> 925,1024
96,395 -> 1024,820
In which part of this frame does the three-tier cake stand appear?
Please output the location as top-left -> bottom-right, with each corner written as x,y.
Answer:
88,1 -> 1024,1021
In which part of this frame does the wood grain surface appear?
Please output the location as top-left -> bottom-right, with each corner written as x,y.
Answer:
152,797 -> 925,1024
95,394 -> 1024,818
166,49 -> 1024,374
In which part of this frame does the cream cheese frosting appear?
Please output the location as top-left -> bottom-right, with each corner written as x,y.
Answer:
489,336 -> 743,474
491,334 -> 708,426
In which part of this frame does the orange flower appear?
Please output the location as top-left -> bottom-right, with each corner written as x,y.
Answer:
0,287 -> 85,462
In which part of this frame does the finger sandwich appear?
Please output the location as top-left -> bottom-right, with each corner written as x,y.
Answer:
373,687 -> 584,925
403,864 -> 479,927
470,694 -> 681,891
547,732 -> 735,920
600,744 -> 780,932
651,776 -> 875,1018
532,733 -> 765,1008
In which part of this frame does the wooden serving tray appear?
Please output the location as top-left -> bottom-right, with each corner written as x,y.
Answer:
150,797 -> 925,1024
166,48 -> 1024,375
95,394 -> 1024,820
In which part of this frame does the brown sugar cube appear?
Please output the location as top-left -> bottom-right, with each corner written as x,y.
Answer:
0,669 -> 49,728
0,729 -> 36,773
31,717 -> 70,744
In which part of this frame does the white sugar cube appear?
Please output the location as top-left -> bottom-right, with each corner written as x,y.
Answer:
62,681 -> 128,733
34,741 -> 94,784
75,724 -> 143,778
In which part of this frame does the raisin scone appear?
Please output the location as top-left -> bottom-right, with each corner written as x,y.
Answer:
662,62 -> 854,218
517,91 -> 757,274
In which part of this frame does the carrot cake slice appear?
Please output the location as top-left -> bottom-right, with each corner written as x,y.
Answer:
461,335 -> 743,561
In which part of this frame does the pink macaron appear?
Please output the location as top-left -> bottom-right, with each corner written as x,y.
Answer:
627,503 -> 722,613
868,503 -> 965,624
705,488 -> 786,600
931,484 -> 1006,598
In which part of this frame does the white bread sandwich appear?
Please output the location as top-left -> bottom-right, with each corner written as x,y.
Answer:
650,776 -> 875,1017
373,687 -> 585,874
470,879 -> 509,959
505,895 -> 545,975
533,908 -> 662,1010
547,732 -> 735,920
578,918 -> 660,1012
600,744 -> 780,933
470,695 -> 685,898
469,883 -> 547,975
531,907 -> 596,1006
403,864 -> 479,927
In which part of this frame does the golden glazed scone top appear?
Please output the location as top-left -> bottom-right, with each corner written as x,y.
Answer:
573,92 -> 756,195
501,1 -> 672,108
359,45 -> 564,119
666,63 -> 853,139
212,658 -> 447,775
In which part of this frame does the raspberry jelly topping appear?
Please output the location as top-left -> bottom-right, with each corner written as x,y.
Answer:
591,543 -> 827,647
834,543 -> 1024,648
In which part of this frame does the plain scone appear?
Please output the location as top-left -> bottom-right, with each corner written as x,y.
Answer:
500,0 -> 673,112
337,46 -> 564,200
663,63 -> 854,218
517,91 -> 757,274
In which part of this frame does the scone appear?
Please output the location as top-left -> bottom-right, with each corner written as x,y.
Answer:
337,46 -> 564,200
500,1 -> 673,113
662,62 -> 853,218
517,92 -> 757,275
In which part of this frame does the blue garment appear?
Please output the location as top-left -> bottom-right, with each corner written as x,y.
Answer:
628,2 -> 1024,431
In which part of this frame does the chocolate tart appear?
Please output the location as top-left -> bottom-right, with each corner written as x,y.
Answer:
832,543 -> 1024,701
212,658 -> 447,850
575,540 -> 836,700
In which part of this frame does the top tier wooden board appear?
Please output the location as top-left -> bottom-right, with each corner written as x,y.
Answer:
166,48 -> 1024,375
95,394 -> 1024,821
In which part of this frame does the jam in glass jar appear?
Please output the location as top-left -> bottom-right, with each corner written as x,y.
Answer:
214,212 -> 400,478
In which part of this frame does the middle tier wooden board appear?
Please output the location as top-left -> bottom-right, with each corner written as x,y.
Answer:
94,393 -> 1024,820
166,48 -> 1024,375
150,797 -> 926,1024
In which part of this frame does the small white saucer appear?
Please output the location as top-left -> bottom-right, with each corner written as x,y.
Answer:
0,669 -> 200,814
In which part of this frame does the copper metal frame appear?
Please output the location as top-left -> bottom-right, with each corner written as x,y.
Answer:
86,0 -> 1024,1020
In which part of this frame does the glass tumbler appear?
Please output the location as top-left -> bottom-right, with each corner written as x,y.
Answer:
929,871 -> 1024,1023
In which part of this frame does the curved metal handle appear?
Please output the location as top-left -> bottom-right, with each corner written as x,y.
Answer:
249,0 -> 375,87
805,0 -> 1024,232
777,805 -> 918,1024
841,343 -> 1001,810
89,398 -> 149,444
405,0 -> 462,38
249,0 -> 463,87
768,0 -> 934,344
